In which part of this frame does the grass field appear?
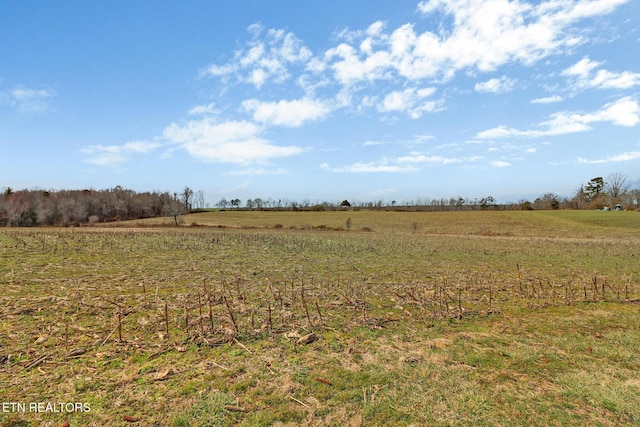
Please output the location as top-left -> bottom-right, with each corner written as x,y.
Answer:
1,210 -> 639,426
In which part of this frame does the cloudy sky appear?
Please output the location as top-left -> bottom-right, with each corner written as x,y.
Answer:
1,0 -> 639,204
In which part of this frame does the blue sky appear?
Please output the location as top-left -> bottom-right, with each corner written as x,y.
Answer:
1,0 -> 639,205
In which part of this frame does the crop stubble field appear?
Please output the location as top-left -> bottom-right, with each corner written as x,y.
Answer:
1,210 -> 639,426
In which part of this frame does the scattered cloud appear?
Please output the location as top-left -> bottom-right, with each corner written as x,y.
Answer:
1,84 -> 57,113
81,140 -> 161,166
363,135 -> 435,147
395,153 -> 483,165
363,140 -> 385,146
162,118 -> 304,165
81,0 -> 636,184
324,41 -> 393,87
531,95 -> 563,104
224,167 -> 288,175
201,0 -> 629,121
203,23 -> 312,89
562,56 -> 640,90
189,102 -> 217,116
491,160 -> 512,168
377,87 -> 440,118
241,97 -> 332,127
476,96 -> 640,139
412,0 -> 626,76
475,76 -> 516,94
577,151 -> 640,164
324,152 -> 483,173
84,97 -> 313,167
323,161 -> 418,173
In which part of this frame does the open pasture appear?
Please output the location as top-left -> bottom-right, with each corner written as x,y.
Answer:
1,210 -> 639,426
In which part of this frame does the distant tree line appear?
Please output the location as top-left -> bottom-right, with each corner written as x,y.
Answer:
0,186 -> 191,227
218,173 -> 638,213
2,173 -> 638,227
216,196 -> 502,212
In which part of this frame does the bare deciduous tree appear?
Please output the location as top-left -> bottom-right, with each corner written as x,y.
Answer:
605,173 -> 630,199
164,198 -> 186,226
193,190 -> 205,210
181,186 -> 194,211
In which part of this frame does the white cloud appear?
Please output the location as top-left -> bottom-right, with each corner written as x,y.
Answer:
562,56 -> 601,78
491,160 -> 512,168
241,97 -> 331,127
84,98 -> 310,167
562,56 -> 640,90
203,24 -> 312,89
81,140 -> 161,166
477,97 -> 640,139
205,63 -> 237,77
577,151 -> 640,164
1,84 -> 57,113
582,96 -> 640,126
362,135 -> 435,147
163,118 -> 304,164
326,161 -> 418,173
326,151 -> 483,174
411,0 -> 627,78
590,69 -> 640,90
189,102 -> 217,116
531,95 -> 563,104
224,167 -> 288,175
475,76 -> 516,94
201,1 -> 628,123
378,87 -> 439,118
324,42 -> 393,86
121,141 -> 161,153
395,153 -> 483,165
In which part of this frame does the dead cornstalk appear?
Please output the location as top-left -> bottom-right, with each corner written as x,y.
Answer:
118,311 -> 123,342
65,319 -> 69,353
625,278 -> 630,301
235,277 -> 244,301
301,281 -> 312,327
198,294 -> 204,334
224,296 -> 238,333
164,300 -> 170,339
530,281 -> 536,300
431,281 -> 437,319
250,307 -> 255,330
314,299 -> 324,326
221,278 -> 228,300
516,264 -> 524,297
208,298 -> 215,331
184,301 -> 190,335
488,283 -> 493,311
